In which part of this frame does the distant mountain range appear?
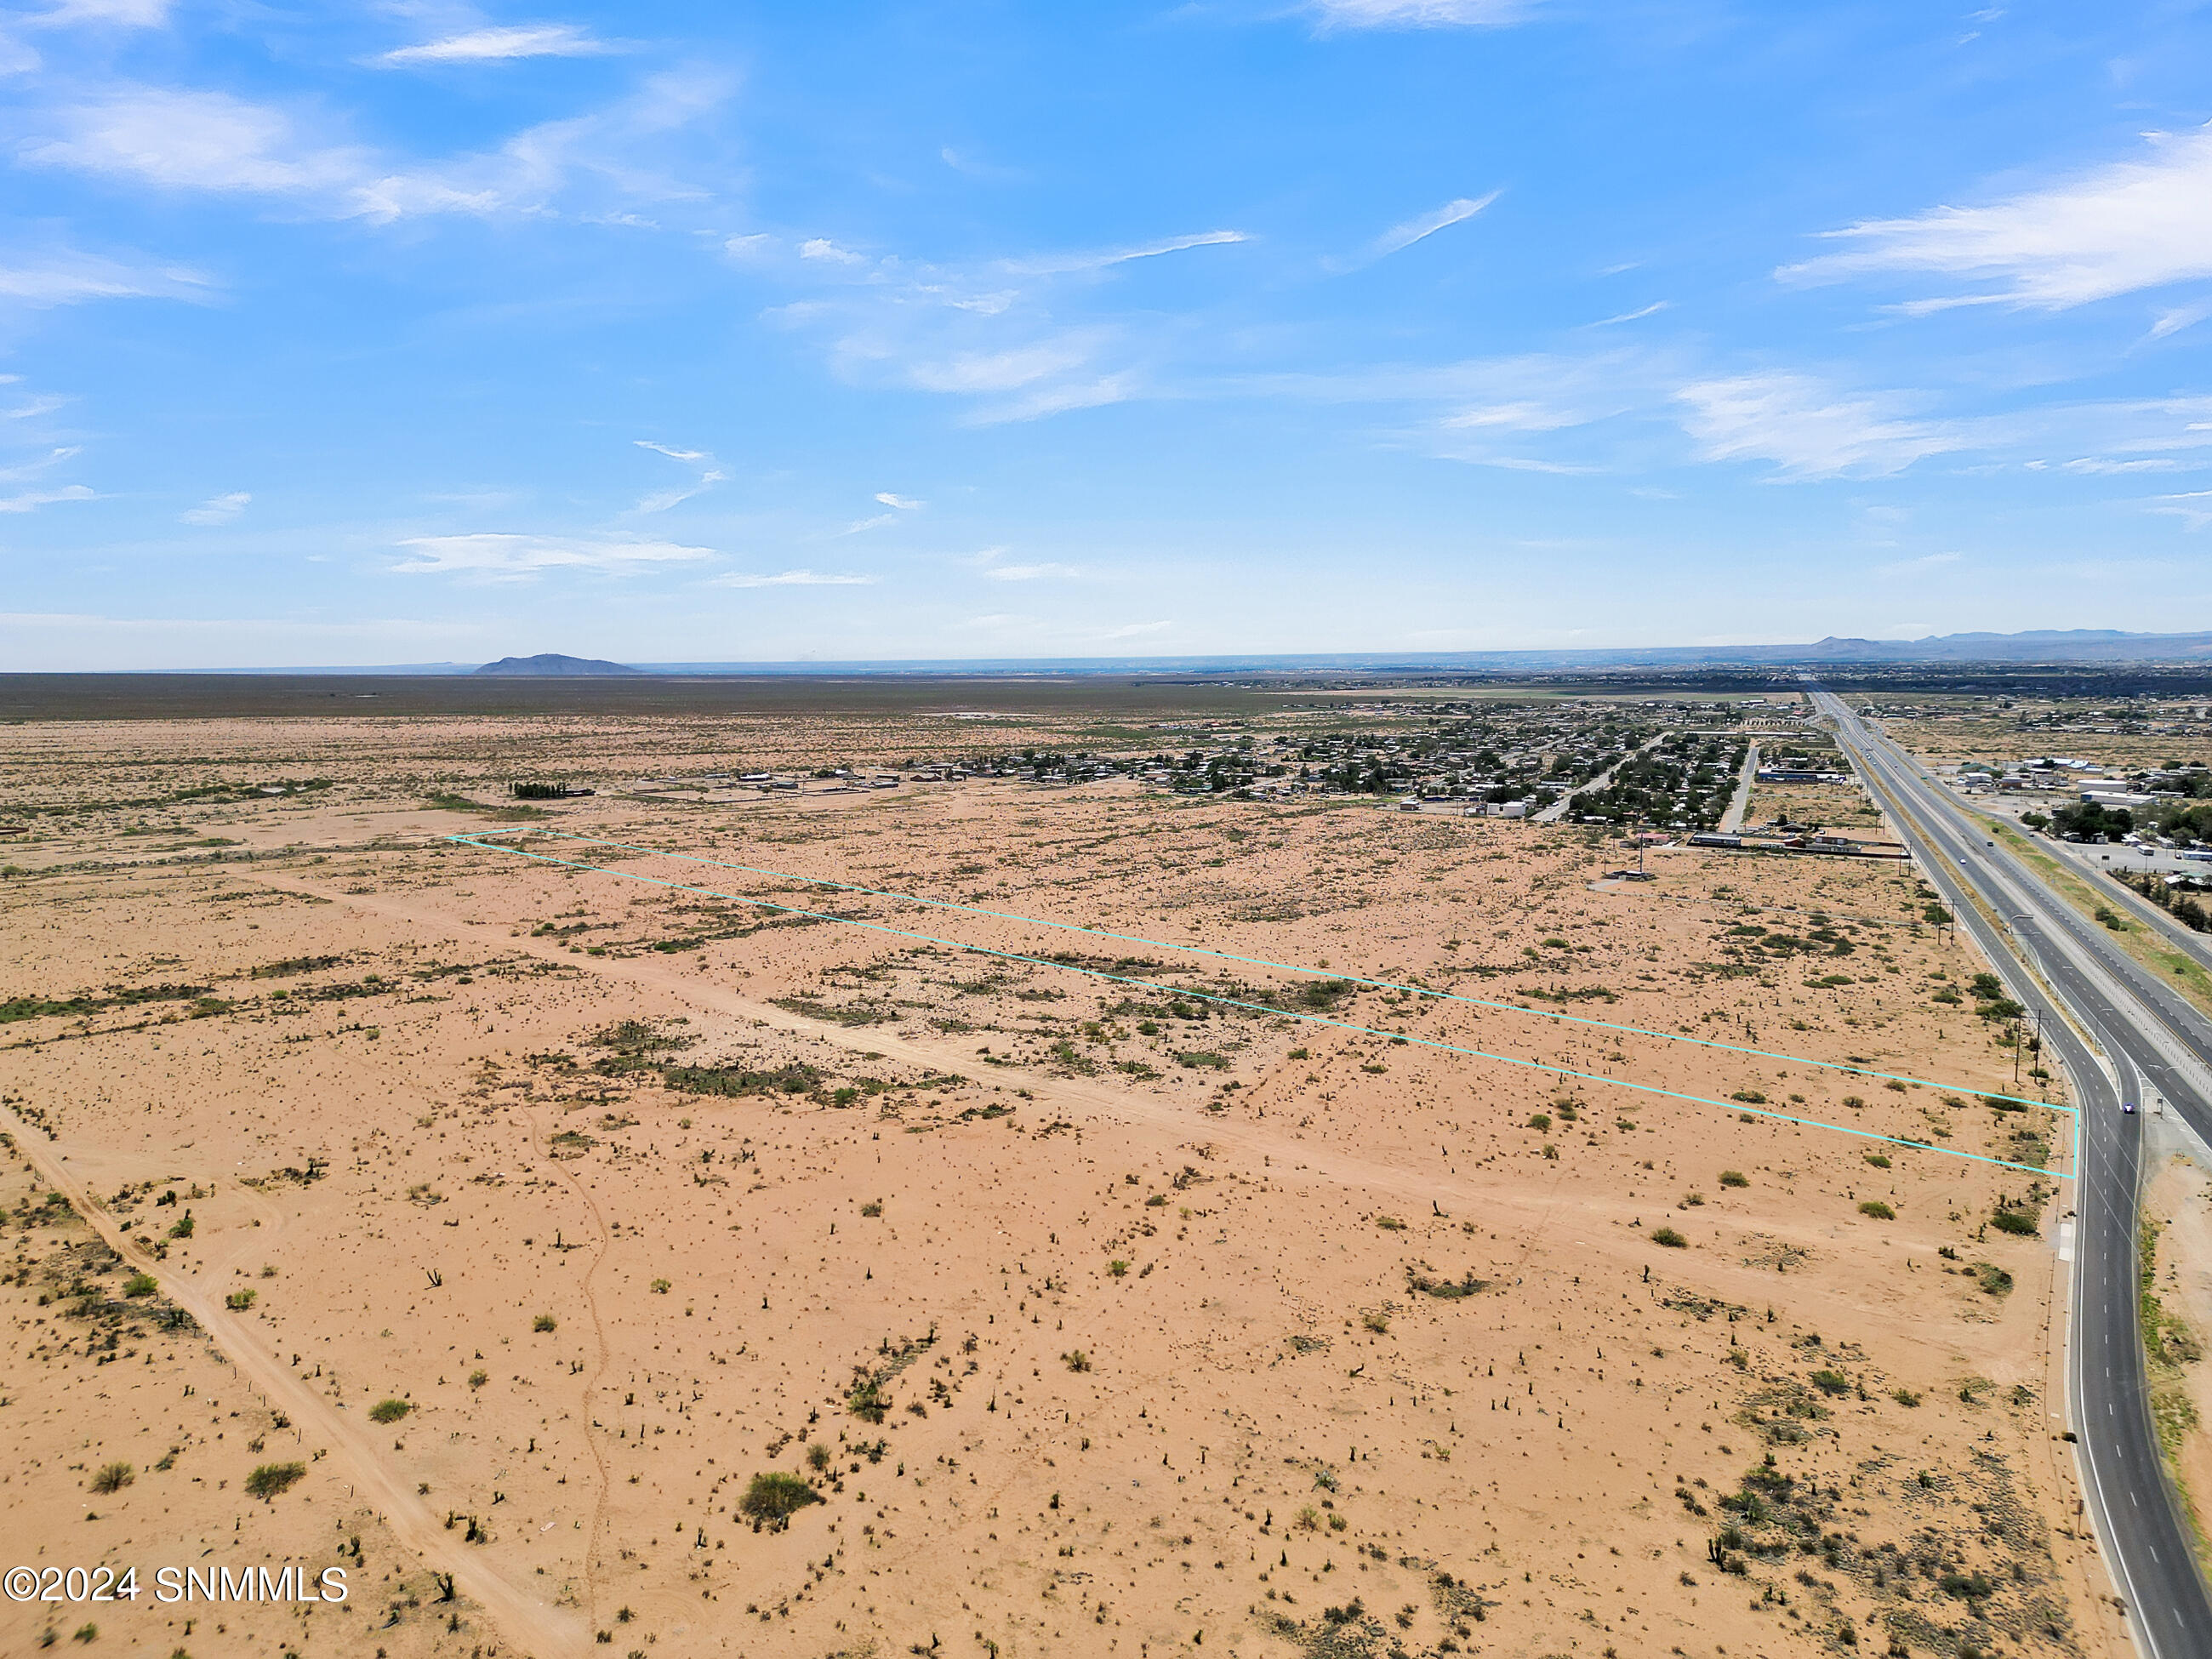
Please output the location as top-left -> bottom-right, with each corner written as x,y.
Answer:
471,653 -> 643,677
189,628 -> 2212,676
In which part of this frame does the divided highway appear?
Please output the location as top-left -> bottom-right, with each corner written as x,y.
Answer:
1815,688 -> 2212,1656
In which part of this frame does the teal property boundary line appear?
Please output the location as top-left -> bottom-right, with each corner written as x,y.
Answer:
491,824 -> 2063,1115
449,830 -> 2076,1180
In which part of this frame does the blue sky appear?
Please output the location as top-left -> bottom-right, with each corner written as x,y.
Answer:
6,0 -> 2212,668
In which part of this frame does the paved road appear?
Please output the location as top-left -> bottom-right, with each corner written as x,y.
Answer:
1817,689 -> 2212,1657
1532,733 -> 1668,823
1717,742 -> 1760,833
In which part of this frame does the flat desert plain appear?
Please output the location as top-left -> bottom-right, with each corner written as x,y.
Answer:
0,711 -> 2115,1659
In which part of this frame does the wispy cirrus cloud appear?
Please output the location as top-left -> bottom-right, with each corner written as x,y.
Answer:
1673,373 -> 1966,479
874,492 -> 923,510
0,246 -> 209,305
20,71 -> 730,225
0,483 -> 94,511
378,25 -> 614,66
28,0 -> 171,27
1308,0 -> 1542,28
1782,126 -> 2212,311
180,490 -> 248,525
751,224 -> 1245,424
1874,551 -> 1962,578
999,230 -> 1246,279
631,438 -> 725,512
392,533 -> 714,577
708,568 -> 874,588
1351,192 -> 1498,266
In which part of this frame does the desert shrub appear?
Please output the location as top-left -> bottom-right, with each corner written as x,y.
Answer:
738,1471 -> 821,1531
533,1313 -> 557,1331
468,1369 -> 488,1388
1682,1193 -> 1705,1207
1892,1388 -> 1922,1406
1989,1208 -> 2038,1236
650,1279 -> 671,1295
169,1213 -> 194,1239
368,1399 -> 412,1424
1375,1215 -> 1405,1230
1864,1153 -> 1891,1169
1362,1311 -> 1390,1334
225,1289 -> 256,1311
1652,1226 -> 1687,1248
1525,1113 -> 1552,1132
1809,1369 -> 1851,1396
1858,1201 -> 1895,1220
1107,1260 -> 1129,1278
1719,1171 -> 1748,1189
1730,1091 -> 1766,1104
123,1272 -> 157,1297
89,1462 -> 134,1494
244,1462 -> 306,1501
1327,1512 -> 1348,1532
805,1442 -> 832,1473
859,1200 -> 883,1217
1145,1194 -> 1167,1208
1296,1506 -> 1322,1531
1063,1349 -> 1092,1372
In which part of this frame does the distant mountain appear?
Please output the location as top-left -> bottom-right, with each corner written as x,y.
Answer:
472,653 -> 642,677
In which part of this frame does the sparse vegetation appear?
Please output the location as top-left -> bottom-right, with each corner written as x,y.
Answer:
88,1462 -> 134,1494
738,1470 -> 821,1531
244,1462 -> 306,1501
368,1399 -> 413,1424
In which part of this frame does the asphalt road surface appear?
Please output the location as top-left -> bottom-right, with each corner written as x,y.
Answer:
1816,688 -> 2212,1657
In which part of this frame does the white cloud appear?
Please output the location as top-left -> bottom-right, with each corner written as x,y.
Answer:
1362,192 -> 1499,263
799,237 -> 867,265
379,25 -> 613,66
1673,373 -> 1964,478
1873,551 -> 1962,577
1588,300 -> 1669,327
20,88 -> 368,195
1100,620 -> 1172,639
630,439 -> 724,512
31,0 -> 170,26
2152,490 -> 2212,531
708,568 -> 874,588
0,445 -> 77,482
1000,230 -> 1246,279
0,483 -> 94,511
22,71 -> 729,224
0,248 -> 208,305
391,533 -> 714,576
1783,126 -> 2212,311
835,513 -> 898,537
180,489 -> 249,525
1308,0 -> 1539,26
874,492 -> 922,510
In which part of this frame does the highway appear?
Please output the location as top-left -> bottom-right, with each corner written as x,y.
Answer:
1815,687 -> 2212,1656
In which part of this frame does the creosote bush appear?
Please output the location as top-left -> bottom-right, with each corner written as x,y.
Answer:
89,1462 -> 134,1494
738,1470 -> 821,1531
1858,1200 -> 1896,1220
368,1399 -> 413,1424
1652,1226 -> 1688,1249
1719,1171 -> 1748,1189
244,1462 -> 306,1501
533,1313 -> 557,1332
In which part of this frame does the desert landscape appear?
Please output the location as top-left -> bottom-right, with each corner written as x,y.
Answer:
0,695 -> 2117,1658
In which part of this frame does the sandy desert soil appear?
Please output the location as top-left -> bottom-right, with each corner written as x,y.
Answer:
2142,1148 -> 2212,1566
0,710 -> 2124,1659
